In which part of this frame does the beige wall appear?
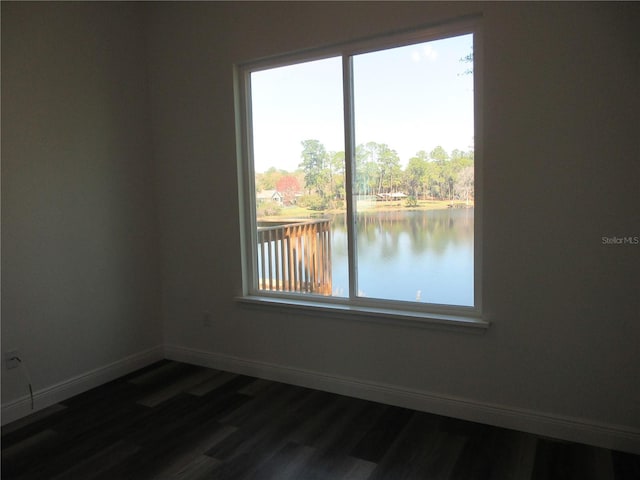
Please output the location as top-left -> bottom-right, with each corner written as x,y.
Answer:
2,1 -> 638,451
147,1 -> 639,449
1,2 -> 162,411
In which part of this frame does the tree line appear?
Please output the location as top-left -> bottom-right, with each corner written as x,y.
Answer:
256,139 -> 474,210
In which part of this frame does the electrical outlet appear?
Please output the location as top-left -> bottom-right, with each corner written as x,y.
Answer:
4,350 -> 21,370
202,312 -> 212,327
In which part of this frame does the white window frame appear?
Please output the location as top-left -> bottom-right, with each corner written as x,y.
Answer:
235,17 -> 488,332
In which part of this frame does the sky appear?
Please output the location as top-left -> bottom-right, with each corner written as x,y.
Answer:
250,34 -> 474,173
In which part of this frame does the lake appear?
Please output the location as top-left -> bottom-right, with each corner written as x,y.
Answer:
329,208 -> 474,306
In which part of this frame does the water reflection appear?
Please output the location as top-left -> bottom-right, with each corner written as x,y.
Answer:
330,209 -> 474,305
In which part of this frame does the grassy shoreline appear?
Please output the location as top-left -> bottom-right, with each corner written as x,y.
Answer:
263,199 -> 473,218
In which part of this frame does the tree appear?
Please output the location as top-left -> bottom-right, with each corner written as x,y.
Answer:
429,145 -> 449,164
299,139 -> 328,197
405,152 -> 428,198
256,166 -> 285,191
377,144 -> 402,193
355,142 -> 401,195
423,160 -> 443,199
454,166 -> 474,204
459,45 -> 473,76
429,146 -> 450,199
327,150 -> 345,206
276,175 -> 301,205
355,143 -> 379,196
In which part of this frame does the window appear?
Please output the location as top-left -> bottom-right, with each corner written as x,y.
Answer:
237,19 -> 485,328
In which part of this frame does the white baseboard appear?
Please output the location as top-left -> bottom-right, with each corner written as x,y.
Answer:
4,344 -> 638,454
1,345 -> 164,426
165,344 -> 640,455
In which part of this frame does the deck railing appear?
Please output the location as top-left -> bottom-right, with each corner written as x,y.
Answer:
257,218 -> 332,295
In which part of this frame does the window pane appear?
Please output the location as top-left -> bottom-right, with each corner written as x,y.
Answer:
250,57 -> 347,296
352,34 -> 474,306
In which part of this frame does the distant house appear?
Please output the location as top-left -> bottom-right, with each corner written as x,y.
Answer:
256,190 -> 283,205
375,192 -> 407,201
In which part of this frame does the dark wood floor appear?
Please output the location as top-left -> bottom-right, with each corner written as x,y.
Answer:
2,360 -> 639,480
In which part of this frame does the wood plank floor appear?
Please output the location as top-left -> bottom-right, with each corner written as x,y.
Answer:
2,360 -> 639,480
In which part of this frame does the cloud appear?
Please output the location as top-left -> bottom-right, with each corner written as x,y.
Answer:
422,45 -> 438,61
410,44 -> 438,63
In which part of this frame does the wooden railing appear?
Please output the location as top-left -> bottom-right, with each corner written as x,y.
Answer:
257,218 -> 332,295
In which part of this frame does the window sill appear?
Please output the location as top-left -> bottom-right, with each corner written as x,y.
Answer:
236,295 -> 489,334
